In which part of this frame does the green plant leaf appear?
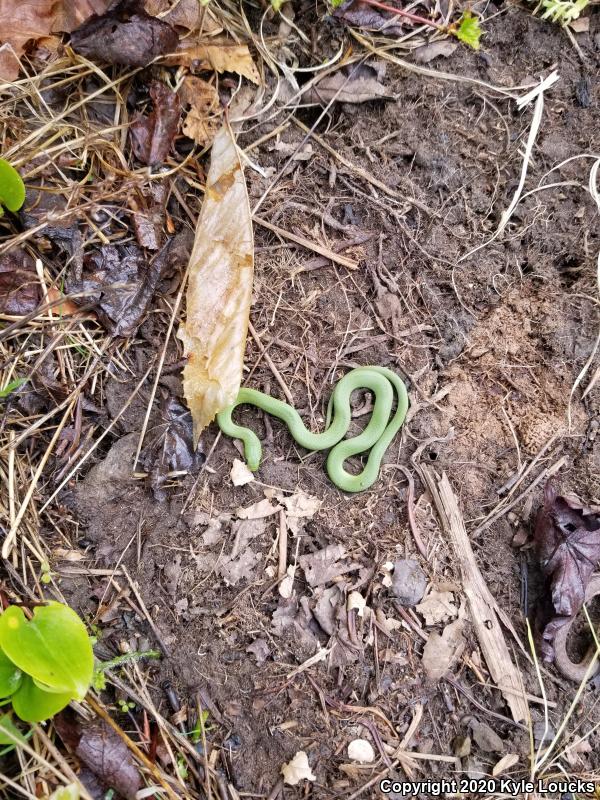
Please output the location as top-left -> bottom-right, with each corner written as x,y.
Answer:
11,675 -> 72,723
0,158 -> 25,215
49,785 -> 80,800
0,647 -> 22,698
0,604 -> 93,699
0,712 -> 26,746
454,11 -> 482,49
0,378 -> 26,399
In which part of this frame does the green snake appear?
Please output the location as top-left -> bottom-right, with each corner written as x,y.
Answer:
216,366 -> 409,493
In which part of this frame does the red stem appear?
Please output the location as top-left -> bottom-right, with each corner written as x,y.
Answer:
358,0 -> 445,30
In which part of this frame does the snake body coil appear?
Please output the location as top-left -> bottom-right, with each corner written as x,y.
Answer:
216,366 -> 408,492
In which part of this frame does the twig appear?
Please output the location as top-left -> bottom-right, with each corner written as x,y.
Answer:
254,216 -> 358,269
359,0 -> 445,29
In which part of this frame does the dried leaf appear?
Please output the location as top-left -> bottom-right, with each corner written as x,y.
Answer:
333,0 -> 406,37
347,590 -> 366,617
67,244 -> 160,336
144,0 -> 204,30
164,38 -> 260,84
347,739 -> 375,763
535,481 -> 600,660
0,0 -> 109,79
470,719 -> 504,753
413,40 -> 458,64
299,544 -> 349,587
130,81 -> 181,167
422,618 -> 465,680
180,76 -> 222,148
140,396 -> 204,501
236,498 -> 281,519
275,490 -> 321,518
178,125 -> 254,438
0,249 -> 39,315
416,589 -> 457,625
246,638 -> 270,664
230,458 -> 254,486
281,750 -> 316,785
55,711 -> 141,800
492,753 -> 519,776
70,0 -> 178,66
302,63 -> 393,105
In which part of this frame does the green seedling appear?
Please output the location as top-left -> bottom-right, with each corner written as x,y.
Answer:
0,158 -> 25,216
0,378 -> 26,399
452,10 -> 482,49
0,602 -> 94,723
116,698 -> 136,714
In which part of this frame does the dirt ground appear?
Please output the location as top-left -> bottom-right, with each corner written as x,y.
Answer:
2,2 -> 600,799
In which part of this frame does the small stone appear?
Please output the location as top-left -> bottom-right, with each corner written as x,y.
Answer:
470,720 -> 505,753
391,559 -> 427,606
453,735 -> 471,758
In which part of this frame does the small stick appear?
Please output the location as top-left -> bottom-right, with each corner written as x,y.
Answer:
196,693 -> 212,800
122,566 -> 172,657
254,216 -> 358,270
248,321 -> 295,405
277,509 -> 287,583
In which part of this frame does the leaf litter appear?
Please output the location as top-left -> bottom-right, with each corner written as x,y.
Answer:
534,480 -> 600,661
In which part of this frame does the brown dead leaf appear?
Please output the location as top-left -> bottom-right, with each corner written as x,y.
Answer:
0,249 -> 40,315
179,76 -> 222,148
422,618 -> 465,680
236,498 -> 281,519
333,0 -> 406,37
55,711 -> 141,800
130,80 -> 181,166
299,544 -> 354,587
302,63 -> 393,105
177,124 -> 254,438
70,0 -> 178,66
416,589 -> 457,625
164,38 -> 260,84
413,40 -> 458,63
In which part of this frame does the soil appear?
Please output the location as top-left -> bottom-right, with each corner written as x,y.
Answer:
5,3 -> 600,799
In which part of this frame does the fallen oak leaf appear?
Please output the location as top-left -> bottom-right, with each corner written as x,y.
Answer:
130,80 -> 181,167
177,124 -> 254,438
421,617 -> 466,681
70,0 -> 178,66
163,38 -> 260,84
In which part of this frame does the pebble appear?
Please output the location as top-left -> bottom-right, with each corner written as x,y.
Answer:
391,559 -> 427,606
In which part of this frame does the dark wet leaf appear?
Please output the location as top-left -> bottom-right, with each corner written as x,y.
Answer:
55,711 -> 141,800
70,0 -> 178,66
535,481 -> 600,659
140,396 -> 204,501
333,0 -> 406,37
130,80 -> 181,167
21,188 -> 83,275
67,244 -> 160,336
0,249 -> 40,315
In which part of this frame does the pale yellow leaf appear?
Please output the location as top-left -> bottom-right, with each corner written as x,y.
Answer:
492,753 -> 519,776
178,125 -> 254,438
165,39 -> 261,84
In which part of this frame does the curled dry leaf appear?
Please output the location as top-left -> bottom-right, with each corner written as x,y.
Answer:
164,39 -> 260,84
55,711 -> 141,800
130,81 -> 181,167
178,124 -> 254,439
180,76 -> 222,148
534,480 -> 600,660
492,753 -> 519,776
70,0 -> 178,66
281,750 -> 316,786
